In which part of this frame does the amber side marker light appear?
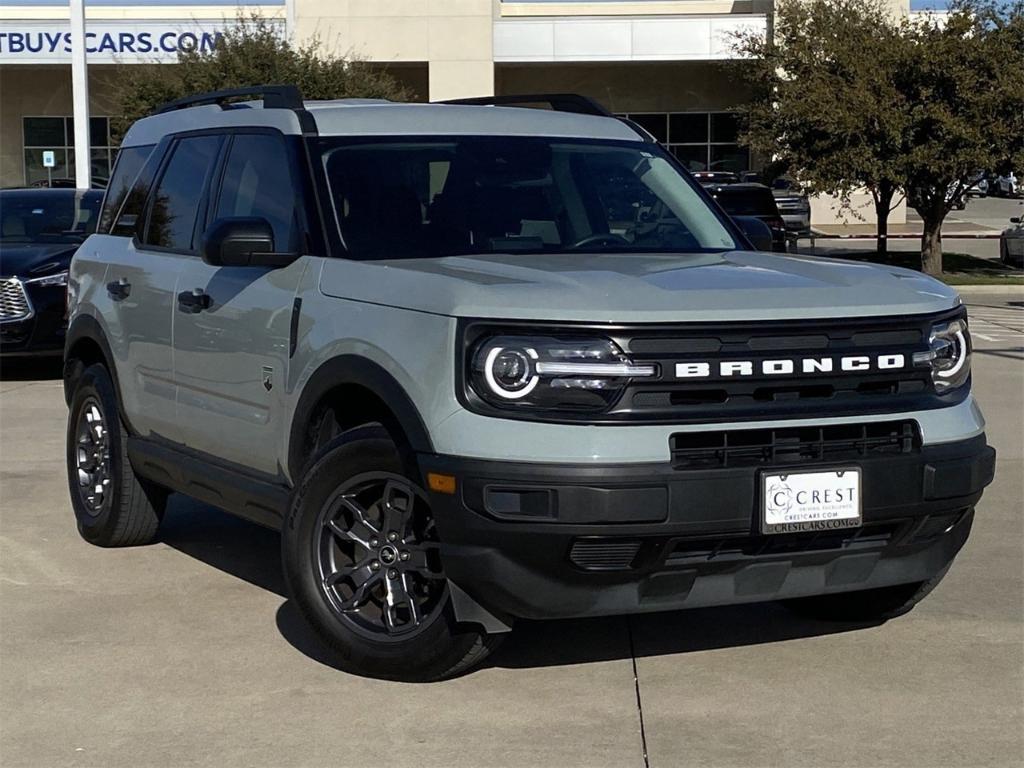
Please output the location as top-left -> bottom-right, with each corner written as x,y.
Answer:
427,473 -> 457,495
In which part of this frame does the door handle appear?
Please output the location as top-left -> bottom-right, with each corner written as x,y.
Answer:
106,278 -> 131,301
177,288 -> 212,313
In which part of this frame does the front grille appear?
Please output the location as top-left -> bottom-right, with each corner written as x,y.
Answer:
665,522 -> 903,566
459,309 -> 965,424
670,420 -> 919,469
569,539 -> 643,571
609,310 -> 961,422
774,197 -> 808,211
0,278 -> 32,322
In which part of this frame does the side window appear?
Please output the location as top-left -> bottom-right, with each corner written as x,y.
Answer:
99,144 -> 154,234
214,133 -> 299,251
110,145 -> 164,238
143,135 -> 221,251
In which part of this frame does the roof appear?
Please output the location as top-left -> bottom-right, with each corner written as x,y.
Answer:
121,99 -> 643,148
0,187 -> 103,198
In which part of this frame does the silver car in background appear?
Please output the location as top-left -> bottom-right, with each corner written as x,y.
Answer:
771,177 -> 811,234
1000,207 -> 1024,266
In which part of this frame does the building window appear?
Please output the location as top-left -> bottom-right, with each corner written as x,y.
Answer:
619,112 -> 751,173
23,116 -> 115,187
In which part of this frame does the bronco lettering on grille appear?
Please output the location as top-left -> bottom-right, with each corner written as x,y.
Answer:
674,354 -> 907,379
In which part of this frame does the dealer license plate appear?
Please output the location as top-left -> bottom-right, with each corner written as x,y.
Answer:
761,468 -> 862,534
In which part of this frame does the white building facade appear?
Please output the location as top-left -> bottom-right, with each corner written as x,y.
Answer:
0,0 -> 913,224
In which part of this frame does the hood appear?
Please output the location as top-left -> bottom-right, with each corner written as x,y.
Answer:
0,242 -> 77,279
319,250 -> 959,323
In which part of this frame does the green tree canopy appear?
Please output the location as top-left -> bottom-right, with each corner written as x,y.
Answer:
898,1 -> 1024,274
110,14 -> 415,140
734,0 -> 1024,274
734,0 -> 909,254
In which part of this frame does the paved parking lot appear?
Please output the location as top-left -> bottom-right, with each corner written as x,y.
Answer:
1,291 -> 1021,768
803,196 -> 1024,262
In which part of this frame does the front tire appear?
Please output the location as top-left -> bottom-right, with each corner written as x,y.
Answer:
282,426 -> 499,681
783,564 -> 951,622
66,363 -> 166,546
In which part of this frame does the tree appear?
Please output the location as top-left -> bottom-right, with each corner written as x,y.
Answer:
897,1 -> 1024,275
735,0 -> 1024,275
109,14 -> 415,141
733,0 -> 909,255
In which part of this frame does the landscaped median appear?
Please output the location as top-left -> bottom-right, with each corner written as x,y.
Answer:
836,251 -> 1024,286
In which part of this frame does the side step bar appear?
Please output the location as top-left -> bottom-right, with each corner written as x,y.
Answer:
127,437 -> 289,530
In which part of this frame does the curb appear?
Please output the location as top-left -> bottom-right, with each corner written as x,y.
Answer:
809,231 -> 1001,240
952,284 -> 1024,295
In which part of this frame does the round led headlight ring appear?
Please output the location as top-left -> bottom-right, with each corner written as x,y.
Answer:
935,326 -> 968,380
482,346 -> 540,399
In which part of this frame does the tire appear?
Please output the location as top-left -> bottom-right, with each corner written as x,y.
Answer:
282,426 -> 501,681
66,363 -> 166,547
783,563 -> 951,623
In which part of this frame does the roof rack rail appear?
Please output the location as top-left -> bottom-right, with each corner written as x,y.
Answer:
154,84 -> 304,115
438,93 -> 612,117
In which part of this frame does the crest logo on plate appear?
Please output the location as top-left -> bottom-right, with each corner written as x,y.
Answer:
766,480 -> 794,516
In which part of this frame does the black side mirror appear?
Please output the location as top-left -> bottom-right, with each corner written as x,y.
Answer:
1011,216 -> 1021,224
201,217 -> 297,268
733,215 -> 774,252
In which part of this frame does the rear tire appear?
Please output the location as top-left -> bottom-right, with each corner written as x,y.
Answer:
783,564 -> 951,622
66,363 -> 166,547
282,426 -> 501,681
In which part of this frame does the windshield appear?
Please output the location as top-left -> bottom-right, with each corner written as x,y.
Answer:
0,191 -> 101,245
318,137 -> 739,259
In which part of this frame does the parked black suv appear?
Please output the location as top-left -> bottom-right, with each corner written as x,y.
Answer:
706,183 -> 788,252
1,188 -> 102,356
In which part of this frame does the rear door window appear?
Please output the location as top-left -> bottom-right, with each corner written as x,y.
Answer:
143,135 -> 222,252
99,144 -> 154,234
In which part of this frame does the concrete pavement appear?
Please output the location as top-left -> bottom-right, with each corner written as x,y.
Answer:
1,292 -> 1021,768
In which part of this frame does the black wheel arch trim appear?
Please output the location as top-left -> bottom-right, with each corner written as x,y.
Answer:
63,315 -> 136,434
288,355 -> 435,482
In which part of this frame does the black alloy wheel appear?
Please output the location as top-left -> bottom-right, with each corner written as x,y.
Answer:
314,472 -> 447,640
73,396 -> 113,515
65,363 -> 165,546
282,426 -> 502,681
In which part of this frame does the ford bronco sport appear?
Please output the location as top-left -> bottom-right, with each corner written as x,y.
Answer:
63,86 -> 995,681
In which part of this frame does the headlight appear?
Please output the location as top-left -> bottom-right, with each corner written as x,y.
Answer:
913,316 -> 971,392
24,270 -> 69,288
470,335 -> 656,412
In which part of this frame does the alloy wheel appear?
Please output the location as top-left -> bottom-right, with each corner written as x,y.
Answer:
314,472 -> 446,640
75,397 -> 112,515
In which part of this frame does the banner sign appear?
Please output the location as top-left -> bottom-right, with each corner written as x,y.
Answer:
0,20 -> 280,64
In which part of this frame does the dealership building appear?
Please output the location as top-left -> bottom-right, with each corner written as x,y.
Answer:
0,0 -> 919,224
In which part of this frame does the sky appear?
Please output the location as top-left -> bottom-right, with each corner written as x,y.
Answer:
911,1 -> 951,8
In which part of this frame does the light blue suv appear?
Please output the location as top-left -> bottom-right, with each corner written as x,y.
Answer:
63,87 -> 995,681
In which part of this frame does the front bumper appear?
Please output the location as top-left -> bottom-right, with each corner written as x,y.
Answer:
780,212 -> 811,232
0,282 -> 66,356
420,434 -> 995,621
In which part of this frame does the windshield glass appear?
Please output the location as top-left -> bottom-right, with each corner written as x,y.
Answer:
0,190 -> 101,244
317,137 -> 739,260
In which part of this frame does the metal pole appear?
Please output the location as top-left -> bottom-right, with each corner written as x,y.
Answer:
69,0 -> 91,189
